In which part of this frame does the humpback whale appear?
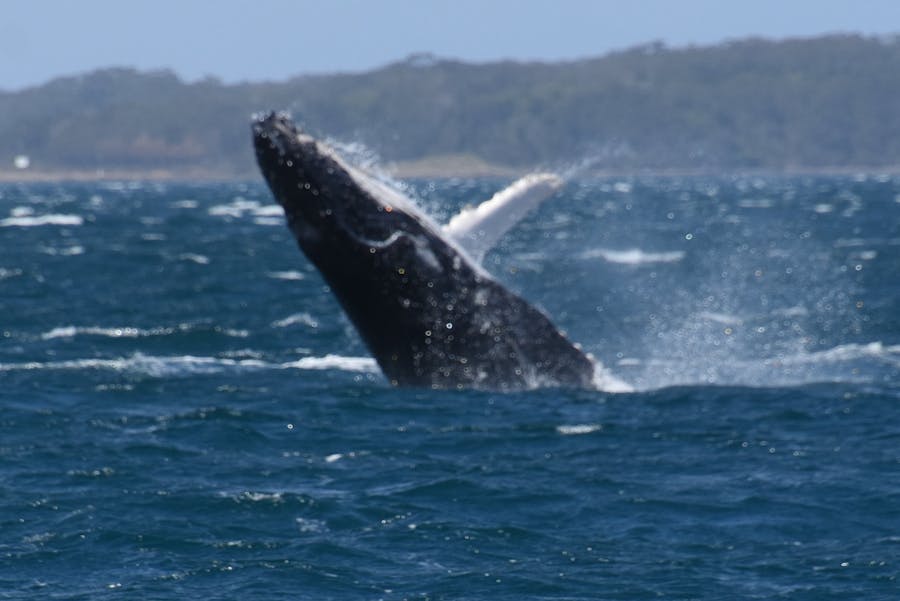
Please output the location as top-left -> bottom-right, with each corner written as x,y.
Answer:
252,112 -> 594,390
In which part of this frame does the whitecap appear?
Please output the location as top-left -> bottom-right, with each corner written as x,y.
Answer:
208,198 -> 282,219
40,245 -> 85,256
295,518 -> 327,534
0,353 -> 269,376
40,326 -> 175,340
556,424 -> 603,435
179,253 -> 210,265
579,248 -> 685,265
0,214 -> 83,227
0,268 -> 23,280
208,199 -> 261,218
230,491 -> 285,504
282,355 -> 379,373
252,205 -> 284,217
271,313 -> 319,328
267,270 -> 305,280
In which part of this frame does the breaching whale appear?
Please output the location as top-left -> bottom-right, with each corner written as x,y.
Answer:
252,112 -> 594,390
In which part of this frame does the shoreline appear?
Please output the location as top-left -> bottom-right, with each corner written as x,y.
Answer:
2,163 -> 900,183
0,168 -> 257,184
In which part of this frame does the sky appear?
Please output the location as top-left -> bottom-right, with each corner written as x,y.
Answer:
2,0 -> 900,91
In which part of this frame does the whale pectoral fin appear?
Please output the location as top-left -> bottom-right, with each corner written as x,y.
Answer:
443,173 -> 563,262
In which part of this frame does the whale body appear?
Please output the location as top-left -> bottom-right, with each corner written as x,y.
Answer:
252,112 -> 594,390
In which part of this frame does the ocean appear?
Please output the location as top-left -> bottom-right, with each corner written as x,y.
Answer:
1,175 -> 898,600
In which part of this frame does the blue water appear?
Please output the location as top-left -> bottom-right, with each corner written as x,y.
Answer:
1,176 -> 898,599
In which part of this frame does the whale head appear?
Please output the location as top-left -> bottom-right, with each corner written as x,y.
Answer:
252,112 -> 445,266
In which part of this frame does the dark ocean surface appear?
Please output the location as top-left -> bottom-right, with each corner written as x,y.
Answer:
1,175 -> 898,600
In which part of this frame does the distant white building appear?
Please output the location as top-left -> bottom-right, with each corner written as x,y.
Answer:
13,155 -> 30,170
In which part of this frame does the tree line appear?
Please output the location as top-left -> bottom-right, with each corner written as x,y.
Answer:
2,34 -> 899,174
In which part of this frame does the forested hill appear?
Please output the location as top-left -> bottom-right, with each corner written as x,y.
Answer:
2,34 -> 900,176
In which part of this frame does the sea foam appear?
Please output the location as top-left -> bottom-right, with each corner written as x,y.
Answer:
282,355 -> 380,373
1,214 -> 84,227
579,248 -> 685,265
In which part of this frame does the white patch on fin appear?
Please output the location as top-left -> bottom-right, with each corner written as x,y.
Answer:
443,173 -> 563,263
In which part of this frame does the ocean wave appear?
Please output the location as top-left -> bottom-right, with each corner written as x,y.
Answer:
208,198 -> 282,219
0,214 -> 84,227
579,248 -> 685,265
40,245 -> 85,256
253,217 -> 284,226
282,355 -> 380,373
0,354 -> 269,376
178,253 -> 210,265
39,324 -> 247,340
227,491 -> 286,504
271,313 -> 319,329
41,326 -> 177,340
0,352 -> 379,377
267,270 -> 306,280
556,424 -> 603,435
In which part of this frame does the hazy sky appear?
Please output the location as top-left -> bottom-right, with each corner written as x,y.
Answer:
2,0 -> 899,91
